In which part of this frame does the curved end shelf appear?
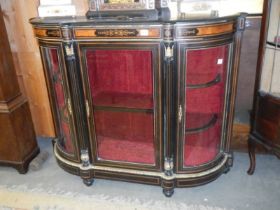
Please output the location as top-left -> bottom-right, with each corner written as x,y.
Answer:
185,114 -> 218,134
186,74 -> 221,89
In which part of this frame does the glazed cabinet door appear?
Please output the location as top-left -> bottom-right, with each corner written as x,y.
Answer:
176,43 -> 231,172
39,42 -> 79,161
79,42 -> 163,171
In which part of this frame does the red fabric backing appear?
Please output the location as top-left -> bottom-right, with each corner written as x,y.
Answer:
50,49 -> 74,153
86,50 -> 153,108
184,46 -> 229,166
94,111 -> 155,164
184,122 -> 221,166
186,46 -> 229,113
98,137 -> 155,164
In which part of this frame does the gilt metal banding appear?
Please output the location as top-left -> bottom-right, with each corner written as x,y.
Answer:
187,74 -> 221,89
185,114 -> 218,134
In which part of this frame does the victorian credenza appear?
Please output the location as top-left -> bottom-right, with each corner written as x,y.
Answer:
30,14 -> 246,196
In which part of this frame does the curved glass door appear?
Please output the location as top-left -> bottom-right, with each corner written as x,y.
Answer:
40,46 -> 76,156
81,44 -> 161,169
182,45 -> 229,167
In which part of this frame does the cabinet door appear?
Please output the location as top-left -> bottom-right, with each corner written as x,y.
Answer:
40,44 -> 78,159
176,44 -> 231,171
79,42 -> 162,171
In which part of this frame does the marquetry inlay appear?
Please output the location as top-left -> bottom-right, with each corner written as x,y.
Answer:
176,23 -> 234,38
74,28 -> 161,39
34,28 -> 62,38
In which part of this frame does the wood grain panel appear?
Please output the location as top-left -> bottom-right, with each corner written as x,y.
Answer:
197,23 -> 234,36
176,23 -> 234,38
0,0 -> 89,136
0,0 -> 55,137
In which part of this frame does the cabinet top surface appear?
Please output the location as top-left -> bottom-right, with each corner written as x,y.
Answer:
30,14 -> 246,40
30,14 -> 243,27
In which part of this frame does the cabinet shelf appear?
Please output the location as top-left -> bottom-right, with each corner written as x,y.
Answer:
185,113 -> 218,134
184,117 -> 221,166
186,74 -> 221,89
97,136 -> 155,164
94,105 -> 153,113
267,41 -> 280,48
92,91 -> 153,110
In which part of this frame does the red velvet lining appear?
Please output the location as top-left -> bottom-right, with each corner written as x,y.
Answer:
97,137 -> 155,164
86,50 -> 153,108
186,46 -> 228,114
49,49 -> 74,153
184,46 -> 229,166
184,121 -> 221,166
94,110 -> 155,164
186,46 -> 228,85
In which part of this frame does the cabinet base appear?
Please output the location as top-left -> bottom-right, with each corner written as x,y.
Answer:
248,93 -> 280,175
53,142 -> 232,197
0,147 -> 40,174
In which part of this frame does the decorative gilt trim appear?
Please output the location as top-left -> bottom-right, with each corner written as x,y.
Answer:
33,28 -> 62,38
65,44 -> 74,57
61,26 -> 73,40
54,142 -> 229,180
85,100 -> 90,118
164,157 -> 174,176
80,149 -> 90,167
178,105 -> 182,123
74,28 -> 161,39
165,45 -> 174,58
67,98 -> 73,115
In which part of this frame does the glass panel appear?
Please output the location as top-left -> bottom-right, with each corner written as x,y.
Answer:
94,110 -> 155,164
260,0 -> 280,96
184,45 -> 229,167
85,49 -> 155,164
43,47 -> 74,154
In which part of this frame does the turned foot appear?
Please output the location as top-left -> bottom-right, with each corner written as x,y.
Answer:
163,188 -> 174,197
247,137 -> 256,175
223,166 -> 230,174
83,178 -> 94,186
224,152 -> 233,174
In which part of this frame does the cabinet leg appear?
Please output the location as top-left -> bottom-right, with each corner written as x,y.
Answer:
14,164 -> 28,174
162,188 -> 174,197
247,137 -> 256,175
83,178 -> 94,186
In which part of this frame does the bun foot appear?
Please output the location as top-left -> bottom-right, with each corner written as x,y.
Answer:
83,178 -> 94,186
163,188 -> 174,197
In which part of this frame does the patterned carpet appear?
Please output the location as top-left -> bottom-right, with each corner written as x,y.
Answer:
0,187 -> 229,210
0,139 -> 280,210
